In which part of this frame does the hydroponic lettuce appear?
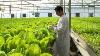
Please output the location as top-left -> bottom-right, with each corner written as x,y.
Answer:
40,53 -> 52,56
72,17 -> 100,56
0,17 -> 58,56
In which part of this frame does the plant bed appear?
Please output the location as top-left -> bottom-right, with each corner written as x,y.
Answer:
0,17 -> 58,56
72,17 -> 100,56
71,30 -> 96,56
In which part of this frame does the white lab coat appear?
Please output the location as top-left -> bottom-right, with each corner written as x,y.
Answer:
53,15 -> 70,56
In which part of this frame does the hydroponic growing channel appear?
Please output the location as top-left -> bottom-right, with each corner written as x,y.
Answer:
72,17 -> 100,56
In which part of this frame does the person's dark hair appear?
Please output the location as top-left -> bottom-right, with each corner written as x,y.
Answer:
54,6 -> 63,12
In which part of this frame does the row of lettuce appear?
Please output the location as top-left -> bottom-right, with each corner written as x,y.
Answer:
72,17 -> 100,56
0,18 -> 58,56
0,17 -> 100,56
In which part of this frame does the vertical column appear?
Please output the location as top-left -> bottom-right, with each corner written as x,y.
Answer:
88,5 -> 89,17
9,5 -> 11,18
94,1 -> 95,17
64,0 -> 65,14
69,0 -> 71,32
60,0 -> 63,6
20,0 -> 22,18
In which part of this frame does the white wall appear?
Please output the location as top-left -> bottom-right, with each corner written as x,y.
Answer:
0,7 -> 100,18
71,7 -> 100,17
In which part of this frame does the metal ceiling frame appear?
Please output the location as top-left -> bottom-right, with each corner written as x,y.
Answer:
0,0 -> 100,11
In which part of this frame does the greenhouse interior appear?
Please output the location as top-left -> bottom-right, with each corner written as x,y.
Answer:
0,0 -> 100,56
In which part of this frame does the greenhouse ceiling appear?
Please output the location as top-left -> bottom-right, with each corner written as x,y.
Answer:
0,0 -> 99,11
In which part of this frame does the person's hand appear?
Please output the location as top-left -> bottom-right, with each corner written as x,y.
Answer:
49,26 -> 54,30
48,25 -> 57,31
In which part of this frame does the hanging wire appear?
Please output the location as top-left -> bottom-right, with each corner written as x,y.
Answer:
32,4 -> 34,16
0,2 -> 2,18
20,0 -> 22,18
15,0 -> 17,18
2,0 -> 4,18
64,0 -> 65,14
10,0 -> 11,18
94,1 -> 95,17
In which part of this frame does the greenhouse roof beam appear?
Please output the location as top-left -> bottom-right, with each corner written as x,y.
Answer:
55,4 -> 100,6
16,4 -> 30,5
24,1 -> 34,5
0,1 -> 16,2
0,4 -> 10,6
19,0 -> 41,1
87,0 -> 99,5
42,2 -> 99,5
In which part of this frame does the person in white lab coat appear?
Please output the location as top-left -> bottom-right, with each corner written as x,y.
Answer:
53,6 -> 70,56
